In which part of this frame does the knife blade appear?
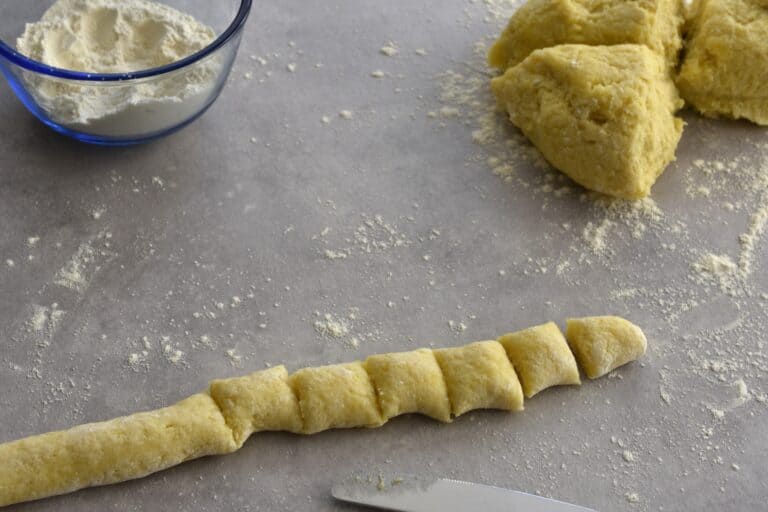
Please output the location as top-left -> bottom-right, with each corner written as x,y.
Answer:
332,475 -> 597,512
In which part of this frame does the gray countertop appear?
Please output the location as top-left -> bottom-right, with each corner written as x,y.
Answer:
1,0 -> 767,511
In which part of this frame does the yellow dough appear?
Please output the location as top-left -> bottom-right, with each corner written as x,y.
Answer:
289,362 -> 384,434
0,393 -> 236,508
434,341 -> 524,416
676,0 -> 768,125
364,348 -> 452,423
0,316 -> 647,507
488,0 -> 684,71
491,44 -> 684,199
565,316 -> 648,379
498,322 -> 581,398
210,365 -> 303,446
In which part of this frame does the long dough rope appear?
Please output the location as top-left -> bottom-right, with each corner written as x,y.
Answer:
0,316 -> 647,507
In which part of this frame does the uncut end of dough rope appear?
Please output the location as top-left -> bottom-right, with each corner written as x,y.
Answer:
0,315 -> 647,508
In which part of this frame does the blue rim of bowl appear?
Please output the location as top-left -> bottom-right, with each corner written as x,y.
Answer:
0,0 -> 252,81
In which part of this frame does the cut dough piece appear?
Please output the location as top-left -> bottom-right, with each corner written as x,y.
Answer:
676,0 -> 768,125
210,365 -> 303,446
289,362 -> 384,434
491,44 -> 684,199
433,341 -> 524,416
498,322 -> 581,398
566,316 -> 648,379
488,0 -> 684,70
365,348 -> 452,422
0,393 -> 236,508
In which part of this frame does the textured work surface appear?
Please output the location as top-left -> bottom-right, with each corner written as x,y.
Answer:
0,0 -> 766,511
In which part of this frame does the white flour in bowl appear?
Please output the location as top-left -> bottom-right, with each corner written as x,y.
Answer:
16,0 -> 220,137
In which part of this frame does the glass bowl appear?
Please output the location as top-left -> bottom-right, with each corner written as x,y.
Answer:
0,0 -> 252,146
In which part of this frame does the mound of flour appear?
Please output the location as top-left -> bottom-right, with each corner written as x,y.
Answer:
16,0 -> 219,136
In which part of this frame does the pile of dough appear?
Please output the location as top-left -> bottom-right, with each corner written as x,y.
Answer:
487,0 -> 686,200
489,0 -> 768,198
488,0 -> 684,71
676,0 -> 768,125
0,316 -> 646,508
491,44 -> 684,199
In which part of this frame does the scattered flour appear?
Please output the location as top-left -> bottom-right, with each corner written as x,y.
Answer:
225,348 -> 242,365
730,378 -> 750,408
324,249 -> 348,260
26,304 -> 66,346
54,233 -> 115,293
583,219 -> 615,256
691,253 -> 738,292
311,309 -> 380,349
380,43 -> 399,57
448,320 -> 468,333
29,305 -> 56,333
91,207 -> 105,220
54,243 -> 95,292
162,342 -> 185,365
317,214 -> 413,258
440,107 -> 460,119
352,215 -> 411,253
127,351 -> 149,372
313,313 -> 350,339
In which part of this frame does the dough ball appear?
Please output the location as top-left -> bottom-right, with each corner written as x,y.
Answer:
365,348 -> 452,423
565,316 -> 648,379
491,44 -> 684,199
433,341 -> 524,417
289,362 -> 384,434
488,0 -> 684,70
676,0 -> 768,125
498,321 -> 581,398
209,366 -> 303,445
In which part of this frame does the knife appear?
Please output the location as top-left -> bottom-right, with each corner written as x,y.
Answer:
332,474 -> 597,512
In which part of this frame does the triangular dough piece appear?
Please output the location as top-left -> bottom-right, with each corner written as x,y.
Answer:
491,44 -> 684,199
488,0 -> 685,71
676,0 -> 768,125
